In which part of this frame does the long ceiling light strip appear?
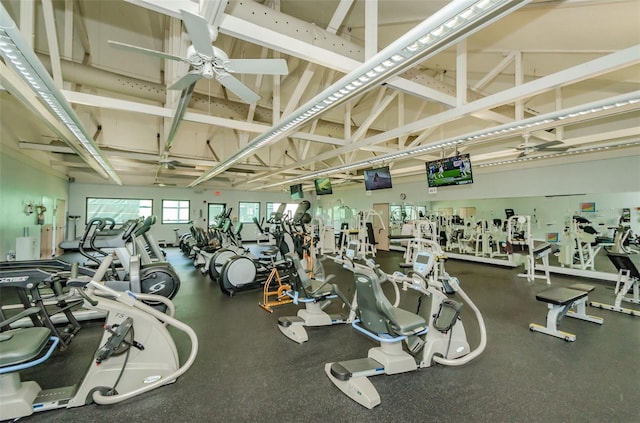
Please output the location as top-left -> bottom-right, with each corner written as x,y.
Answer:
0,5 -> 121,184
477,140 -> 640,167
189,0 -> 531,187
258,91 -> 640,189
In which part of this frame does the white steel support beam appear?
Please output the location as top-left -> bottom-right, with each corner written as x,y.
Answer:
555,87 -> 564,140
282,64 -> 317,117
0,61 -> 110,180
61,90 -> 345,147
365,0 -> 377,59
245,45 -> 640,183
457,39 -> 467,106
341,45 -> 640,155
72,0 -> 91,59
123,0 -> 482,110
63,0 -> 73,59
515,50 -> 523,120
351,89 -> 397,144
41,0 -> 63,88
398,92 -> 407,148
327,0 -> 354,34
19,0 -> 34,49
472,51 -> 515,91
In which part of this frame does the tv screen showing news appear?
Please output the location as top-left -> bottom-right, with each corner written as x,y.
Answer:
290,183 -> 304,200
314,177 -> 333,195
426,153 -> 473,188
363,166 -> 392,191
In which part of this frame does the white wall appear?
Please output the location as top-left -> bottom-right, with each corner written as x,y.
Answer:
68,183 -> 292,244
0,149 -> 69,259
313,154 -> 640,238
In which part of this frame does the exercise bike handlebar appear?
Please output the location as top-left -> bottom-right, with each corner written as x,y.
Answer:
74,254 -> 198,405
85,280 -> 198,405
432,283 -> 487,367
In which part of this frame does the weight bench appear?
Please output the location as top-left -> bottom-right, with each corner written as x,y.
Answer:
529,283 -> 603,341
590,252 -> 640,316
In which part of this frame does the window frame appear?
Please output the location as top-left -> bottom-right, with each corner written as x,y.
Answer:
238,201 -> 261,224
85,197 -> 153,224
161,199 -> 191,224
208,203 -> 227,226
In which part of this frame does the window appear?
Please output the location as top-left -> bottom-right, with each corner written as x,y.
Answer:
162,200 -> 190,224
86,197 -> 152,223
208,203 -> 226,226
238,202 -> 260,224
266,202 -> 299,221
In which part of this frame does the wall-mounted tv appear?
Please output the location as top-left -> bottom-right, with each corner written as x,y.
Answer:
364,166 -> 393,191
314,177 -> 333,196
426,153 -> 473,188
290,183 -> 304,200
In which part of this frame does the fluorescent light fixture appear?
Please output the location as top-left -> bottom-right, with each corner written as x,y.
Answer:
0,5 -> 121,184
189,0 -> 531,187
477,140 -> 640,168
257,91 -> 640,190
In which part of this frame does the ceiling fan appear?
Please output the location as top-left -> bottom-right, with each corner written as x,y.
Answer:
515,134 -> 572,158
159,152 -> 197,170
108,8 -> 289,104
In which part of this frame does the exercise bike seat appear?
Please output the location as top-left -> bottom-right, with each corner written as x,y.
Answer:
0,327 -> 51,368
388,307 -> 428,336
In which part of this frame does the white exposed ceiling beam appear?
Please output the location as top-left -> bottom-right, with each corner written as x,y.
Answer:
72,0 -> 91,58
472,51 -> 515,91
348,45 -> 640,152
62,90 -> 345,147
364,0 -> 377,59
245,46 -> 640,183
457,39 -> 467,106
282,64 -> 316,117
515,50 -> 523,120
124,0 -> 462,107
327,0 -> 354,34
63,0 -> 73,59
0,61 -> 110,180
19,0 -> 34,49
41,0 -> 63,88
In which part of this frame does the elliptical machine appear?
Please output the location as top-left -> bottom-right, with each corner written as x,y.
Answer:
324,250 -> 487,409
207,203 -> 288,282
0,256 -> 198,421
217,202 -> 308,296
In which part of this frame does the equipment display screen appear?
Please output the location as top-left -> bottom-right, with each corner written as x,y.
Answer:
314,177 -> 333,195
290,183 -> 304,199
363,166 -> 392,191
426,153 -> 473,188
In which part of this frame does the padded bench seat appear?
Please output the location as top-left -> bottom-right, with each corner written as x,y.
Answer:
529,284 -> 603,341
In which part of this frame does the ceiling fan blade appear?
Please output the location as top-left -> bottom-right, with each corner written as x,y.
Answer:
539,147 -> 571,152
168,72 -> 202,91
217,73 -> 261,104
224,59 -> 289,75
108,40 -> 185,62
180,10 -> 214,57
165,83 -> 196,149
534,140 -> 564,149
170,160 -> 196,169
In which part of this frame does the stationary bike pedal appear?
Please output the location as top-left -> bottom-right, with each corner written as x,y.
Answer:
407,336 -> 425,354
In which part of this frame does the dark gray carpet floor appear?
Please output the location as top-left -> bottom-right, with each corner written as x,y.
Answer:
11,247 -> 640,422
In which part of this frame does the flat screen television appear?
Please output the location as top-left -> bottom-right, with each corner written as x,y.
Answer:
290,183 -> 304,200
363,166 -> 392,191
426,153 -> 473,188
314,177 -> 333,195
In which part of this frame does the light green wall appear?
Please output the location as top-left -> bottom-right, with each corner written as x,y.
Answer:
0,149 -> 69,259
68,183 -> 292,243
